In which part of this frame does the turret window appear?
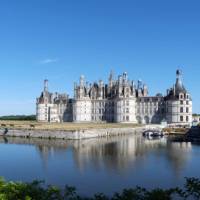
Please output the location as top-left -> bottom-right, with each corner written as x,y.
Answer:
180,116 -> 183,122
180,107 -> 183,113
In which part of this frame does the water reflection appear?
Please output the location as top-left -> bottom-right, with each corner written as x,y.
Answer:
0,134 -> 192,174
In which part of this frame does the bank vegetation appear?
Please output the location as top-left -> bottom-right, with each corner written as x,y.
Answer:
0,177 -> 200,200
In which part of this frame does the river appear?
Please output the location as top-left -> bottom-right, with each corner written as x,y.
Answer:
0,133 -> 199,196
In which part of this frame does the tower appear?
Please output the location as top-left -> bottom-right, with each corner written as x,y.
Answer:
165,70 -> 192,125
73,75 -> 92,122
114,72 -> 137,123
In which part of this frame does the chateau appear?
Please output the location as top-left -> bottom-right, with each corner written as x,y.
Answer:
36,70 -> 192,125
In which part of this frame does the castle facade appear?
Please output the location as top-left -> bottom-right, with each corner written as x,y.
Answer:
36,70 -> 192,125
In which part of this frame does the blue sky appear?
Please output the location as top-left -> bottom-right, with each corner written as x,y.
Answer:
0,0 -> 200,115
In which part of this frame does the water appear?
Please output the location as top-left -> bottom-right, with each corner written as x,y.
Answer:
0,134 -> 200,196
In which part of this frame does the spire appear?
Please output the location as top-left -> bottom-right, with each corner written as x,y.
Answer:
109,70 -> 114,89
123,72 -> 128,82
137,79 -> 142,89
109,70 -> 114,81
176,69 -> 182,84
80,75 -> 85,87
44,79 -> 48,92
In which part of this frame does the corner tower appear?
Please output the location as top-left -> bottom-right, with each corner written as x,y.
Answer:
165,70 -> 192,125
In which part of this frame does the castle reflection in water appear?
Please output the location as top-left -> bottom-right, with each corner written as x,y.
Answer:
2,134 -> 191,174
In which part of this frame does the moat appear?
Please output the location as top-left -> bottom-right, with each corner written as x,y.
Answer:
0,133 -> 199,195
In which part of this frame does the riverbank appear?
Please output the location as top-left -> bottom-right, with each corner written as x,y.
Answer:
162,127 -> 189,135
0,120 -> 141,131
0,126 -> 146,139
0,120 -> 183,140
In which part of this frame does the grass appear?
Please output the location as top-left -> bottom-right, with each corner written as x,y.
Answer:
0,120 -> 141,131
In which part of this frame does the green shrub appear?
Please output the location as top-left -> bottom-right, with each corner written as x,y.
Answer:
0,177 -> 200,200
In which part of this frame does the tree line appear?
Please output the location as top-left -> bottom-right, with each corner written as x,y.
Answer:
0,115 -> 36,121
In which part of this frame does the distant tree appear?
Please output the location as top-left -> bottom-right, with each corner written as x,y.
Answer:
0,115 -> 36,121
193,113 -> 200,117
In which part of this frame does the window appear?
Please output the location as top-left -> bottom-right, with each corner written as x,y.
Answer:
186,116 -> 189,122
186,107 -> 189,113
186,101 -> 189,105
180,100 -> 183,105
126,108 -> 129,113
180,116 -> 183,122
180,107 -> 183,113
126,116 -> 129,121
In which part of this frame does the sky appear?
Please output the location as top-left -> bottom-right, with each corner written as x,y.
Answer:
0,0 -> 200,115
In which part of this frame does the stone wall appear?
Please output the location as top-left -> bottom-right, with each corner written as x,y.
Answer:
0,127 -> 146,140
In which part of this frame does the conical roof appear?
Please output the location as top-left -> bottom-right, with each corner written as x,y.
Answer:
175,78 -> 187,95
